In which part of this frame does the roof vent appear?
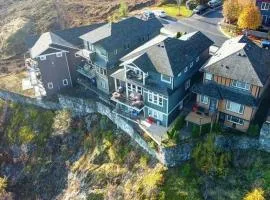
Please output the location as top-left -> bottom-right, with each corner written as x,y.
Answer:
225,65 -> 229,69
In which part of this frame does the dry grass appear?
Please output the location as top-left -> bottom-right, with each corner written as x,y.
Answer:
0,71 -> 34,97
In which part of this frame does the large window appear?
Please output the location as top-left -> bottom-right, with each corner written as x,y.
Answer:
226,101 -> 244,114
261,2 -> 270,10
161,74 -> 172,84
200,95 -> 209,104
231,80 -> 250,90
226,115 -> 244,125
148,92 -> 163,107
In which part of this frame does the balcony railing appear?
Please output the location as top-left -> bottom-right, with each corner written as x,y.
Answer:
77,64 -> 96,79
111,91 -> 144,112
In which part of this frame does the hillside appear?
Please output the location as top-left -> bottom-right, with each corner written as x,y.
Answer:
0,100 -> 270,200
0,0 -> 154,73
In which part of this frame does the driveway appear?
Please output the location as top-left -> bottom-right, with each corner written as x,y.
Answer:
161,7 -> 227,47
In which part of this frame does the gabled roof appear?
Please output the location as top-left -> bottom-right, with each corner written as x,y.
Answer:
202,35 -> 270,87
25,23 -> 105,49
79,17 -> 163,51
30,32 -> 76,58
121,31 -> 213,77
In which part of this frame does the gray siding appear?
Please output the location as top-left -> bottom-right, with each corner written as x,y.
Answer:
38,51 -> 72,96
143,90 -> 168,114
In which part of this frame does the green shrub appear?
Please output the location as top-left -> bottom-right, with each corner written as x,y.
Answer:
191,125 -> 200,138
174,116 -> 185,130
139,154 -> 150,167
247,124 -> 260,137
192,134 -> 231,176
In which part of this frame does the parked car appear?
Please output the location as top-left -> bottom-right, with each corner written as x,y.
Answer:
186,0 -> 198,10
208,0 -> 222,8
152,10 -> 167,18
193,4 -> 208,14
261,40 -> 270,49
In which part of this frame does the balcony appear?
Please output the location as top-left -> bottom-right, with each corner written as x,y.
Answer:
185,104 -> 214,126
111,90 -> 144,112
75,49 -> 95,61
126,70 -> 147,85
77,64 -> 96,79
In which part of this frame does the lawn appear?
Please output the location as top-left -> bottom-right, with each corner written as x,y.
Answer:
152,4 -> 193,18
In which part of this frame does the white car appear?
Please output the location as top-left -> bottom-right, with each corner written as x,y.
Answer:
152,10 -> 167,18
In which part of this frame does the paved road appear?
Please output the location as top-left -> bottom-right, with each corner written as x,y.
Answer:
161,8 -> 227,47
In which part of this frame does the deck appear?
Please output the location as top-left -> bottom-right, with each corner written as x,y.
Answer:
185,111 -> 212,125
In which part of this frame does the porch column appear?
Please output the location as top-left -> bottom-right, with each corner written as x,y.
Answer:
114,78 -> 117,92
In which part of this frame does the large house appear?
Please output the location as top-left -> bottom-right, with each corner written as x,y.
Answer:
186,36 -> 270,132
110,31 -> 213,127
25,24 -> 104,96
75,16 -> 163,95
256,0 -> 270,26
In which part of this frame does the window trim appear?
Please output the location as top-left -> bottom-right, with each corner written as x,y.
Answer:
148,107 -> 163,121
205,73 -> 213,81
148,92 -> 164,107
185,79 -> 191,90
190,62 -> 193,68
196,56 -> 200,62
184,67 -> 188,73
261,2 -> 270,10
63,79 -> 68,86
231,80 -> 250,91
200,95 -> 209,104
226,115 -> 244,126
226,101 -> 245,114
56,52 -> 62,57
161,74 -> 172,84
47,82 -> 53,89
40,55 -> 46,61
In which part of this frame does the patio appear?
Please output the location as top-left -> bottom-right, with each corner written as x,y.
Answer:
185,111 -> 212,126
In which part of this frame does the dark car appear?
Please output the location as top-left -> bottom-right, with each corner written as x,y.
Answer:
193,4 -> 208,14
261,40 -> 270,49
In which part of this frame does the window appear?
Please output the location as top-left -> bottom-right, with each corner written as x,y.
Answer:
226,115 -> 244,125
185,79 -> 191,90
226,101 -> 244,114
56,52 -> 62,57
200,95 -> 209,104
231,80 -> 250,90
47,82 -> 53,89
101,81 -> 107,89
148,92 -> 163,107
96,67 -> 107,76
114,49 -> 118,55
63,79 -> 68,86
127,83 -> 142,95
40,55 -> 46,61
184,67 -> 188,73
161,74 -> 172,84
148,108 -> 163,121
190,62 -> 193,68
205,73 -> 213,81
177,72 -> 182,77
261,2 -> 270,10
196,56 -> 200,62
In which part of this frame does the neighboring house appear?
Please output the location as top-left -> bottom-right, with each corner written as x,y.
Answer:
256,0 -> 270,26
75,16 -> 163,95
110,31 -> 213,127
25,24 -> 104,96
187,36 -> 270,132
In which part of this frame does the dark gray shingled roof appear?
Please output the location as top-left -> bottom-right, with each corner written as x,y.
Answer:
122,31 -> 213,77
25,23 -> 105,49
79,17 -> 163,51
202,36 -> 270,87
192,82 -> 258,107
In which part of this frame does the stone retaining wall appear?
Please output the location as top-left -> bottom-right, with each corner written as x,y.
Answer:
1,89 -> 270,167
